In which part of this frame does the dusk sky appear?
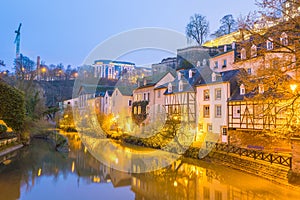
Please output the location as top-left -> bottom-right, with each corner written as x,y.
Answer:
0,0 -> 257,71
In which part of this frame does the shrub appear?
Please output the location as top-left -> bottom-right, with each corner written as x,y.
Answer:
0,124 -> 7,134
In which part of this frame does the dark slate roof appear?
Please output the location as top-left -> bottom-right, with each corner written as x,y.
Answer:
117,85 -> 136,96
136,71 -> 174,89
211,49 -> 235,58
106,90 -> 114,96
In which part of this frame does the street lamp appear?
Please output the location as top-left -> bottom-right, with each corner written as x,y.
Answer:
290,84 -> 298,93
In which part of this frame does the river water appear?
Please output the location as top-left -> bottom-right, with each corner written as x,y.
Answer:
1,132 -> 300,200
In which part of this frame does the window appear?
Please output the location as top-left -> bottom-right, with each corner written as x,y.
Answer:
247,68 -> 252,75
168,83 -> 172,93
128,100 -> 132,106
207,123 -> 212,132
203,187 -> 210,200
189,69 -> 193,78
157,90 -> 161,98
215,88 -> 221,100
266,38 -> 273,50
259,84 -> 264,94
215,191 -> 222,200
240,84 -> 245,95
212,72 -> 216,82
251,44 -> 257,57
203,89 -> 210,101
233,106 -> 241,118
215,105 -> 222,118
281,32 -> 288,46
203,105 -> 210,118
179,80 -> 183,92
134,107 -> 137,114
241,48 -> 246,60
222,59 -> 227,68
222,127 -> 227,136
138,106 -> 141,114
147,93 -> 150,101
203,59 -> 207,66
116,90 -> 118,96
198,123 -> 203,132
144,93 -> 146,100
214,61 -> 218,69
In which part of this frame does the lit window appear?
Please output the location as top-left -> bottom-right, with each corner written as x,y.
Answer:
215,88 -> 221,100
215,105 -> 222,118
266,38 -> 273,50
134,107 -> 137,114
203,89 -> 210,101
203,105 -> 210,118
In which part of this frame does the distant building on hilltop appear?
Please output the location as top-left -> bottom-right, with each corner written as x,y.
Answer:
152,57 -> 177,75
93,60 -> 135,80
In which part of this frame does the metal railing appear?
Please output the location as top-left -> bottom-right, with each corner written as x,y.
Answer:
206,141 -> 292,168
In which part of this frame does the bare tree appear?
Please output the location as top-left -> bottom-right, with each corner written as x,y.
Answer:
186,14 -> 209,45
236,0 -> 300,137
212,14 -> 238,37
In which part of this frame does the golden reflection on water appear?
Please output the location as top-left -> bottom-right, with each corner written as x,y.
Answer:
0,131 -> 300,200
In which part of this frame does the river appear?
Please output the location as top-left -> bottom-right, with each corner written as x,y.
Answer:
1,132 -> 300,200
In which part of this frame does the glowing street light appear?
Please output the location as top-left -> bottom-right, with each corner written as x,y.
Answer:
290,84 -> 298,93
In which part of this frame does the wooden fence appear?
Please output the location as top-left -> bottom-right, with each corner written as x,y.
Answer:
206,141 -> 292,168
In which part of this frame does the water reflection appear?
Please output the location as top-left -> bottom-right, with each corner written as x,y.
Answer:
0,132 -> 300,200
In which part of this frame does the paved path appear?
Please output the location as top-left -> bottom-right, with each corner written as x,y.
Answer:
0,144 -> 24,157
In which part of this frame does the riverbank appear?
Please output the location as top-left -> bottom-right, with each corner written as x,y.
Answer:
103,132 -> 300,187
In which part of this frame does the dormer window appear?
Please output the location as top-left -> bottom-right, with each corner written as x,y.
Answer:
178,71 -> 181,80
258,84 -> 264,94
168,83 -> 172,93
224,45 -> 227,52
241,48 -> 246,60
251,44 -> 257,57
189,69 -> 193,78
179,80 -> 183,92
232,42 -> 236,49
240,84 -> 245,95
203,59 -> 207,66
196,61 -> 201,67
212,72 -> 217,82
266,38 -> 273,50
280,32 -> 288,46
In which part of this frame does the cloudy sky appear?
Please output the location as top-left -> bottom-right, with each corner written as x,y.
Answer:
0,0 -> 257,70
